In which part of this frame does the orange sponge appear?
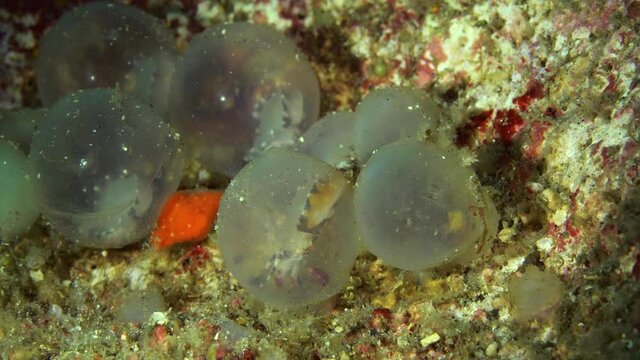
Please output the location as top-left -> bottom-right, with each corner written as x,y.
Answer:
151,190 -> 223,249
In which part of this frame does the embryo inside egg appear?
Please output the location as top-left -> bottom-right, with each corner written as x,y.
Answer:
169,22 -> 320,178
35,1 -> 178,114
216,148 -> 358,308
29,88 -> 182,248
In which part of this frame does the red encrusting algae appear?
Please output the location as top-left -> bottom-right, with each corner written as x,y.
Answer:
151,190 -> 223,249
512,79 -> 544,111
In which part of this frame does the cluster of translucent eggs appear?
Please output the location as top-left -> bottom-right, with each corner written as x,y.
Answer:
0,1 -> 498,308
0,1 -> 184,248
1,1 -> 321,248
218,86 -> 497,307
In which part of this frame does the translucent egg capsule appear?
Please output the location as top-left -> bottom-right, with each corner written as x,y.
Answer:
0,108 -> 47,153
36,1 -> 177,113
169,22 -> 320,177
354,140 -> 496,271
216,148 -> 357,308
295,111 -> 356,169
508,266 -> 565,323
0,140 -> 38,241
29,89 -> 183,248
354,87 -> 442,164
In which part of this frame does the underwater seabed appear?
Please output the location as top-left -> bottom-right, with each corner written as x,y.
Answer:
1,0 -> 639,359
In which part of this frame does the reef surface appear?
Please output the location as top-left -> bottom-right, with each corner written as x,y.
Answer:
0,0 -> 638,359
